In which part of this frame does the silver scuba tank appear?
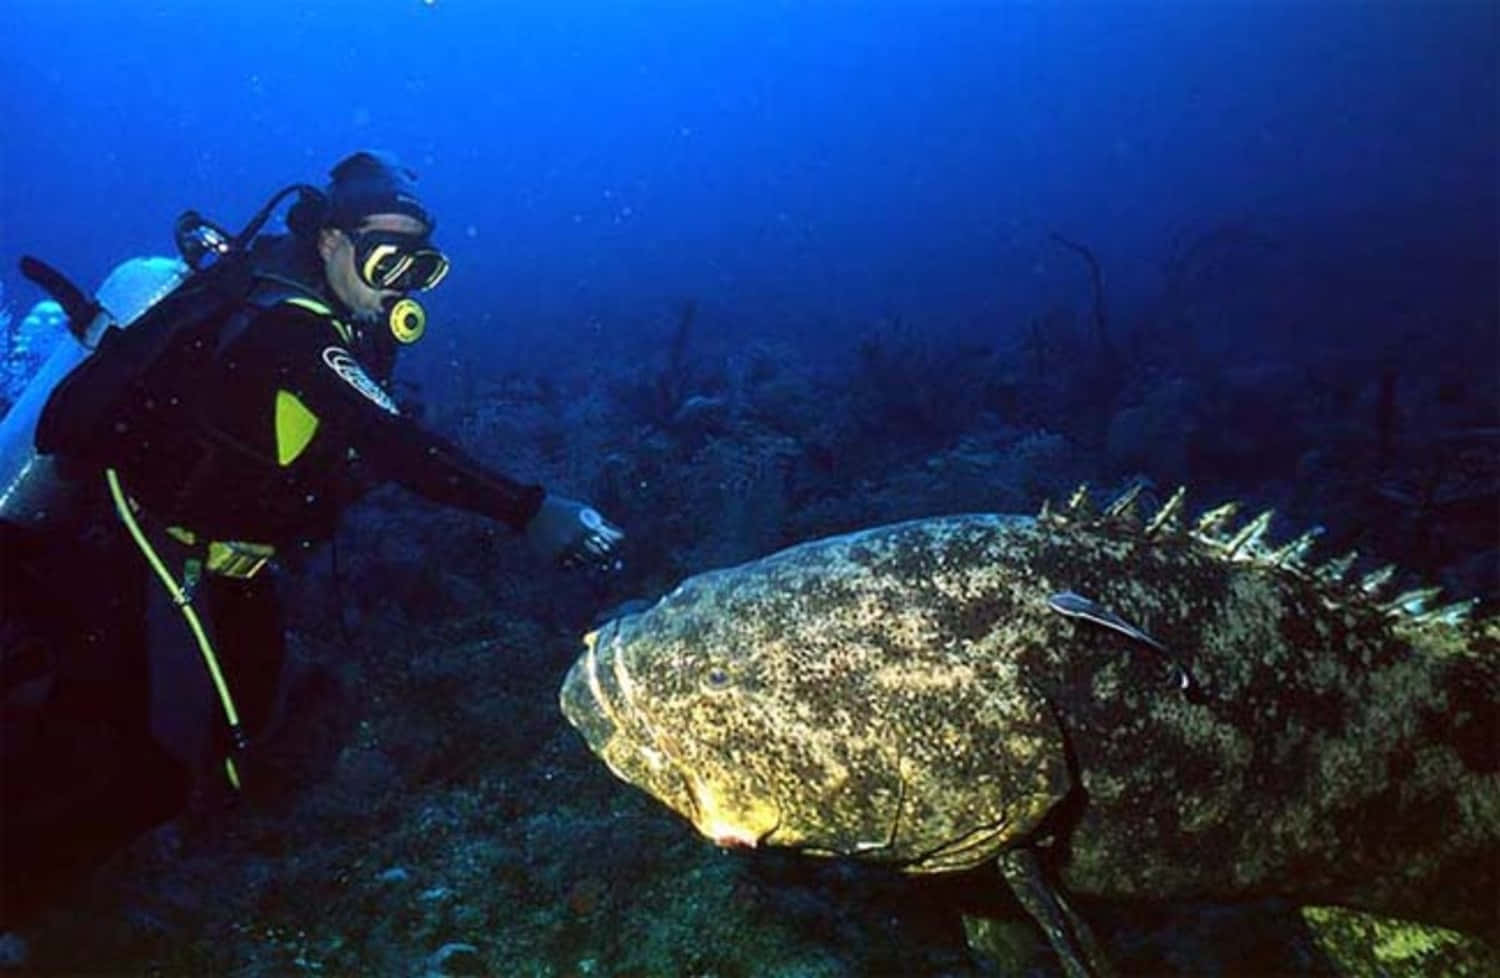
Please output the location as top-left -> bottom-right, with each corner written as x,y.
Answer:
0,257 -> 188,528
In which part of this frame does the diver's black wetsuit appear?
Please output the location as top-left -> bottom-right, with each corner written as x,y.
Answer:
123,234 -> 544,545
0,235 -> 543,924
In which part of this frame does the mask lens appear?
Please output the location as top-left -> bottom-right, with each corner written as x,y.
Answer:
364,245 -> 410,289
351,231 -> 449,292
404,250 -> 450,291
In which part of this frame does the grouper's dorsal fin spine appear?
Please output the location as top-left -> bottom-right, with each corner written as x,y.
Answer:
1101,481 -> 1146,524
1267,527 -> 1323,568
1066,484 -> 1094,519
1041,481 -> 1147,529
1189,504 -> 1477,629
1315,551 -> 1359,583
1381,587 -> 1444,617
1144,486 -> 1186,537
1409,597 -> 1480,626
1034,483 -> 1481,632
1193,501 -> 1240,539
1221,509 -> 1274,558
1037,483 -> 1092,524
1360,564 -> 1396,595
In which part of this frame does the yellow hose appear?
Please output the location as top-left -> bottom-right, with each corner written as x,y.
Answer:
105,468 -> 244,789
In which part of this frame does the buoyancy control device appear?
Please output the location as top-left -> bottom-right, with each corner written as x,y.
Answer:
0,185 -> 317,531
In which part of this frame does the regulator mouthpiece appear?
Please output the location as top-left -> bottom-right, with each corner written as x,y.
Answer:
385,296 -> 426,344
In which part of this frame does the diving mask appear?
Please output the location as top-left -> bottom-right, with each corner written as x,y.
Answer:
347,228 -> 450,292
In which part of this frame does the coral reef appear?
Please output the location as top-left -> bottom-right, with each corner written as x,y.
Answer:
5,220 -> 1495,975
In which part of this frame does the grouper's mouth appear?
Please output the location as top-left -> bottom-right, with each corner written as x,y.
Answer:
559,617 -> 783,848
560,617 -> 702,823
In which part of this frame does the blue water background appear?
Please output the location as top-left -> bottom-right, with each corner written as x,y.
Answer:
4,0 -> 1494,372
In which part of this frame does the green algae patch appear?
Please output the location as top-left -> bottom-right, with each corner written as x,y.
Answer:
1300,905 -> 1500,977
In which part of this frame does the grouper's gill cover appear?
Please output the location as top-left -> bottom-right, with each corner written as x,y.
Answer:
561,515 -> 1073,867
561,498 -> 1500,951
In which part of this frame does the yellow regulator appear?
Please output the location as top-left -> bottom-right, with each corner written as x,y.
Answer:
387,296 -> 426,344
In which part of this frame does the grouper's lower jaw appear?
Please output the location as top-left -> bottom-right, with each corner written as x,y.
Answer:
683,772 -> 785,850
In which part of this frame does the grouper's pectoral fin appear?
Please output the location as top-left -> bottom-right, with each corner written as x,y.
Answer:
997,847 -> 1117,978
1046,590 -> 1204,699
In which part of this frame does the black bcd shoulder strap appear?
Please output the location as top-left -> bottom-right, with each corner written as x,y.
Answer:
34,254 -> 256,461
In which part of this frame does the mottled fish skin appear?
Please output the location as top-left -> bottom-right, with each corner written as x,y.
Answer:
559,508 -> 1500,944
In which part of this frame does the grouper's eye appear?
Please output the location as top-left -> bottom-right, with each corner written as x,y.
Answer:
702,664 -> 734,693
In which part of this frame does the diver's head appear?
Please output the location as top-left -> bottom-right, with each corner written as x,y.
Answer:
307,151 -> 449,328
318,213 -> 434,324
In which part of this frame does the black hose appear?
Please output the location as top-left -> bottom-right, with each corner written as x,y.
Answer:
18,256 -> 103,341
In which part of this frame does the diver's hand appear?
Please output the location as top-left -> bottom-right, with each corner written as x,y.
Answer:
526,494 -> 625,569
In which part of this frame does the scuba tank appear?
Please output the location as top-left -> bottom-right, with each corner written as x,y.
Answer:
0,257 -> 188,529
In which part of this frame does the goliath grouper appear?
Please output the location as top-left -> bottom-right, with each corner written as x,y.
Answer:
559,487 -> 1499,976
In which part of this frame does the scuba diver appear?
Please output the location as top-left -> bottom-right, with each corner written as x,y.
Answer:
0,150 -> 625,927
